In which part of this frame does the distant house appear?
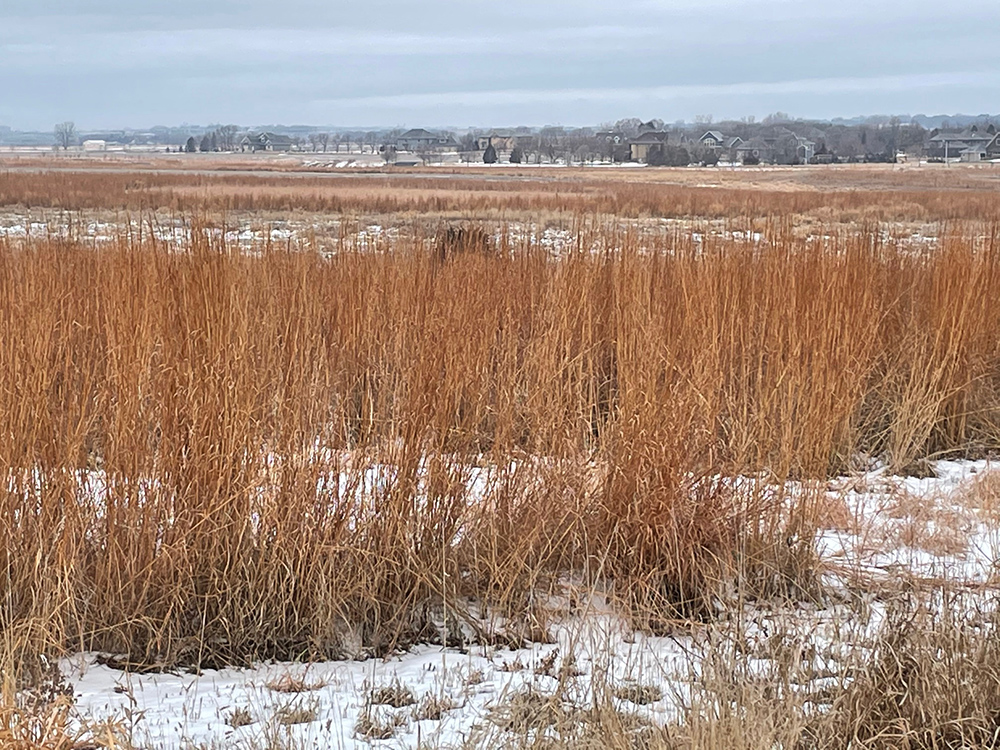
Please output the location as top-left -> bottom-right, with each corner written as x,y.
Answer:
956,133 -> 1000,162
796,137 -> 816,163
735,137 -> 774,164
698,131 -> 726,148
240,132 -> 295,152
698,132 -> 743,159
927,128 -> 995,159
596,131 -> 627,145
735,131 -> 814,164
82,140 -> 107,152
396,128 -> 458,151
628,131 -> 669,162
475,130 -> 519,151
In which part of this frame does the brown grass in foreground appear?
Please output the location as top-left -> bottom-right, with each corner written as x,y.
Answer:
0,224 -> 997,654
2,221 -> 1000,748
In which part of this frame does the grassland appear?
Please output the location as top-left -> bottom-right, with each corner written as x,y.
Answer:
3,161 -> 1000,748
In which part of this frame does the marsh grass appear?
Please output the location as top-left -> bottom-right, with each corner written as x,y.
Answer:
4,168 -> 1000,223
2,214 -> 1000,747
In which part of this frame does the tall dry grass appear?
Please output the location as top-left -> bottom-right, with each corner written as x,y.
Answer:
1,220 -> 999,691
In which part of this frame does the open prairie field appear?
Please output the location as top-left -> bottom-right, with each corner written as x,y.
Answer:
4,161 -> 1000,749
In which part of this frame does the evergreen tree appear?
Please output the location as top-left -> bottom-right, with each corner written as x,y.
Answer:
483,142 -> 498,164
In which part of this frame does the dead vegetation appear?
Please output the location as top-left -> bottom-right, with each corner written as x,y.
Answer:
4,167 -> 1000,224
2,166 -> 1000,747
0,223 -> 998,665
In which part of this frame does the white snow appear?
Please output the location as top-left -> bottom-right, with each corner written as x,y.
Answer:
56,458 -> 1000,748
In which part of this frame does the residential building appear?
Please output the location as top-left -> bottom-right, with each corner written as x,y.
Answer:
628,131 -> 669,162
926,128 -> 995,159
396,129 -> 458,151
240,132 -> 295,152
475,130 -> 519,151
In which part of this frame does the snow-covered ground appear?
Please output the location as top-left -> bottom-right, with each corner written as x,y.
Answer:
0,210 -> 954,258
57,459 -> 1000,749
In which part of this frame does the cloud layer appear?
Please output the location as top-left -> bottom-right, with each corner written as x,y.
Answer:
2,0 -> 999,129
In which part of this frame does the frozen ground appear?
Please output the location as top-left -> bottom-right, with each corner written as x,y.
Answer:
0,209 -> 954,257
57,459 -> 1000,749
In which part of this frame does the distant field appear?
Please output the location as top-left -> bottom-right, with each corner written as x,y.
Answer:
4,162 -> 1000,749
3,159 -> 1000,235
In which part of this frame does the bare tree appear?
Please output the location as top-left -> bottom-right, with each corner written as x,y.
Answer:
365,131 -> 378,154
613,118 -> 643,139
54,121 -> 76,150
457,133 -> 479,163
316,132 -> 330,153
216,125 -> 239,151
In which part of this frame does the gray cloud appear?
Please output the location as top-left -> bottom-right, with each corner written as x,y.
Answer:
2,0 -> 999,129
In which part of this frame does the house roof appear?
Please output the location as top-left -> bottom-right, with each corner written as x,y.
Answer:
630,132 -> 669,144
929,129 -> 993,143
244,132 -> 294,145
724,136 -> 743,148
242,132 -> 294,145
700,130 -> 725,142
736,137 -> 773,151
399,128 -> 436,139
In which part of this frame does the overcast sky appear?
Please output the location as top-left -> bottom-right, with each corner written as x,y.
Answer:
3,0 -> 1000,130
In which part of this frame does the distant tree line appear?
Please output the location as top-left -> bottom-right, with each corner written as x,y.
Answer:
48,111 -> 1000,166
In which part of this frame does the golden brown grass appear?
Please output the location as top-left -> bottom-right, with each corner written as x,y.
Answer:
4,167 -> 1000,223
1,202 -> 1000,747
0,224 -> 997,668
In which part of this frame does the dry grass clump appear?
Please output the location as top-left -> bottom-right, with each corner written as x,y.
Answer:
612,683 -> 664,705
412,692 -> 457,721
354,709 -> 407,740
661,590 -> 1000,750
960,468 -> 1000,521
273,697 -> 319,726
369,682 -> 416,708
482,685 -> 674,749
435,223 -> 494,261
265,672 -> 327,694
225,707 -> 255,728
814,593 -> 1000,749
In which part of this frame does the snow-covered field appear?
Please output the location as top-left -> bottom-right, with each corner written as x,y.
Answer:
58,459 -> 1000,749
